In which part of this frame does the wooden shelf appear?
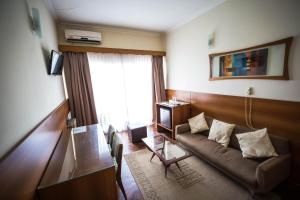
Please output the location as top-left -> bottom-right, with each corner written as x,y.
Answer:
156,123 -> 173,132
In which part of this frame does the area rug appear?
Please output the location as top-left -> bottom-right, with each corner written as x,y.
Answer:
124,149 -> 280,200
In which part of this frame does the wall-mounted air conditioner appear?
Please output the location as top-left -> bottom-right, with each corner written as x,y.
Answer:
65,29 -> 101,44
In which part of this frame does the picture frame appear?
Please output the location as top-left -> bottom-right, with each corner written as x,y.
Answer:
209,37 -> 293,80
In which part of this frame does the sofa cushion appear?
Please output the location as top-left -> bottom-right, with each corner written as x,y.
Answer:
204,116 -> 249,149
227,123 -> 289,156
208,119 -> 235,147
177,133 -> 260,187
176,132 -> 207,145
216,146 -> 260,187
236,128 -> 278,158
188,112 -> 209,134
229,124 -> 252,150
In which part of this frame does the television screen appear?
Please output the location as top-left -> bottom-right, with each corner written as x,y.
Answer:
160,107 -> 171,129
49,50 -> 63,75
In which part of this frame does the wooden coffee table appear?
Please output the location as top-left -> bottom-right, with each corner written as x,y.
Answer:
142,134 -> 191,177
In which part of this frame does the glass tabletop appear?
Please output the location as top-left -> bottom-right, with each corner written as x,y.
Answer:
142,135 -> 190,161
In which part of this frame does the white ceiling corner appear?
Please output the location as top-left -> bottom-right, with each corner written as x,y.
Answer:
43,0 -> 57,19
47,0 -> 226,32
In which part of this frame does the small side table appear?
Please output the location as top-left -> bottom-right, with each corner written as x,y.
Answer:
127,123 -> 147,143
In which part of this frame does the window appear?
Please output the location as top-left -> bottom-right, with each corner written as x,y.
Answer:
88,53 -> 153,131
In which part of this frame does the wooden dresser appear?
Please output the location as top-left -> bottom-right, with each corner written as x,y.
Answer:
38,124 -> 118,200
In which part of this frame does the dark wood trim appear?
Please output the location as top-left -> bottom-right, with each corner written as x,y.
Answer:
209,37 -> 293,80
58,45 -> 166,56
0,100 -> 69,200
166,89 -> 300,192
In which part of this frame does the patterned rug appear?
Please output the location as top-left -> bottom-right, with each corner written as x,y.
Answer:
124,149 -> 280,200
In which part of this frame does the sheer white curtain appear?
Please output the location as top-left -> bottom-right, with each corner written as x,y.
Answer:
88,53 -> 153,131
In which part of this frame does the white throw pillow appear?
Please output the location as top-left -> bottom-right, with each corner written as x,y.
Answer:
188,112 -> 209,134
236,128 -> 278,158
208,119 -> 235,147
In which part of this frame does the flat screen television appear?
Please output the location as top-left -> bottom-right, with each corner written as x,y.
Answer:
48,50 -> 63,75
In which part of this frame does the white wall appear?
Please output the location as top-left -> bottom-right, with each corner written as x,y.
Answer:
166,0 -> 300,102
0,0 -> 65,158
58,23 -> 165,51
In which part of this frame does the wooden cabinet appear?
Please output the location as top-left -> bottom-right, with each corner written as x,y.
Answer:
156,102 -> 191,139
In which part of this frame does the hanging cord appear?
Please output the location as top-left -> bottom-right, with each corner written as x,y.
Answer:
244,96 -> 251,128
244,95 -> 257,130
244,96 -> 250,128
249,97 -> 256,129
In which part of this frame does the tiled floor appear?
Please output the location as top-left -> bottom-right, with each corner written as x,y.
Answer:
118,126 -> 159,200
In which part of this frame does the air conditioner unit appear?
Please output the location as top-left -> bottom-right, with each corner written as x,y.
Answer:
65,29 -> 101,44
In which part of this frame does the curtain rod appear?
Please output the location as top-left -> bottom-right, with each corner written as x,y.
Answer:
58,45 -> 166,56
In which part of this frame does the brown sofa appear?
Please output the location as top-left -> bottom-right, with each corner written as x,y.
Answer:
175,116 -> 291,195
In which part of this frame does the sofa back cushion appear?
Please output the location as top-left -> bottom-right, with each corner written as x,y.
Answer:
229,124 -> 252,151
268,135 -> 290,155
203,116 -> 289,155
200,116 -> 213,136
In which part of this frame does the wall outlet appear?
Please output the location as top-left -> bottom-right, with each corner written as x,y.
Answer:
246,87 -> 254,95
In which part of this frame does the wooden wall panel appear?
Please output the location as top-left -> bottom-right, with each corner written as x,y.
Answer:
166,89 -> 300,190
0,100 -> 69,200
166,89 -> 191,103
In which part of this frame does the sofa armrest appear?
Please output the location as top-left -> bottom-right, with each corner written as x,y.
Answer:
256,154 -> 291,193
175,123 -> 190,135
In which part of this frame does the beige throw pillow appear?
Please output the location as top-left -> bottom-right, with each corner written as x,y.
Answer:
188,113 -> 209,134
208,119 -> 235,147
236,128 -> 278,158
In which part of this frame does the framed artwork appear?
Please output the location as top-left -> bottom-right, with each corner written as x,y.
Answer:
209,37 -> 293,80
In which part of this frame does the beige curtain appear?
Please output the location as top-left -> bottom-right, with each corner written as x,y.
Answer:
152,56 -> 167,122
63,52 -> 98,126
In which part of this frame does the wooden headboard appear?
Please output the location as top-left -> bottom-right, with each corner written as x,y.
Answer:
166,89 -> 300,194
0,100 -> 69,199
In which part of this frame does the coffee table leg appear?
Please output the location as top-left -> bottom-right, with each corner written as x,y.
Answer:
175,162 -> 182,172
165,165 -> 170,177
150,152 -> 155,162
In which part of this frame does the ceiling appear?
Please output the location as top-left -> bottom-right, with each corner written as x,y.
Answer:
46,0 -> 226,32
